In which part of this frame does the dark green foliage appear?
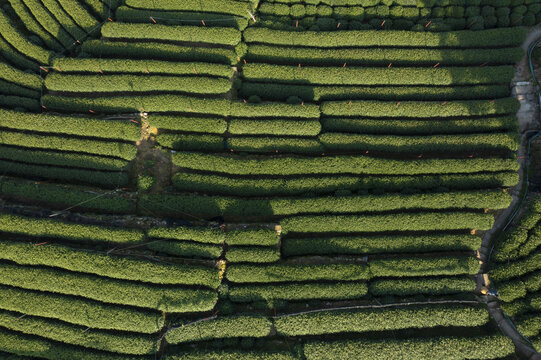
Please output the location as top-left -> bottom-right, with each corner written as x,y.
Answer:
321,98 -> 519,117
0,310 -> 157,355
45,74 -> 232,95
173,171 -> 517,197
0,241 -> 220,287
369,276 -> 476,295
172,152 -> 518,176
274,304 -> 488,336
304,334 -> 514,359
0,109 -> 140,141
101,23 -> 242,45
321,116 -> 517,135
0,159 -> 129,188
246,44 -> 524,66
281,212 -> 494,233
53,58 -> 233,77
0,213 -> 144,244
243,27 -> 526,47
147,240 -> 222,259
149,115 -> 227,133
0,177 -> 135,213
124,0 -> 253,16
282,233 -> 481,256
242,64 -> 514,86
0,263 -> 217,312
165,315 -> 272,344
0,130 -> 137,160
369,256 -> 480,277
227,263 -> 370,283
82,40 -> 238,64
226,246 -> 280,263
229,282 -> 368,302
319,132 -> 518,153
0,285 -> 163,333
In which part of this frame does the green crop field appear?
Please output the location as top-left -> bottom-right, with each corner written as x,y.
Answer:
0,0 -> 539,358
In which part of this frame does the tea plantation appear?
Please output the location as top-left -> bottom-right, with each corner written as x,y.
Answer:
0,0 -> 539,358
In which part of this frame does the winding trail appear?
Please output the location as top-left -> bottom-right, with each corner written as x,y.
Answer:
477,25 -> 541,360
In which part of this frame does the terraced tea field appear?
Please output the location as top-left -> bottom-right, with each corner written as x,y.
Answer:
0,0 -> 540,358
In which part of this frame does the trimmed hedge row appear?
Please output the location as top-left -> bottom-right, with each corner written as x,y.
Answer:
0,32 -> 39,71
369,256 -> 480,278
497,270 -> 541,302
0,62 -> 42,90
227,137 -> 324,154
42,94 -> 231,115
304,334 -> 514,360
147,240 -> 223,259
0,130 -> 137,160
0,109 -> 140,141
41,0 -> 86,40
0,79 -> 40,99
139,190 -> 509,218
165,315 -> 272,344
0,328 -> 139,360
101,23 -> 242,46
56,0 -> 100,31
228,119 -> 321,136
225,246 -> 280,263
0,159 -> 130,188
282,233 -> 481,256
242,64 -> 514,86
321,98 -> 519,117
148,226 -> 279,246
172,152 -> 519,176
0,310 -> 156,355
23,0 -> 75,48
492,199 -> 541,262
0,145 -> 130,171
150,115 -> 227,133
0,241 -> 220,287
0,177 -> 135,213
0,285 -> 163,333
157,133 -> 223,151
517,314 -> 541,337
229,102 -> 320,118
274,304 -> 488,336
281,212 -> 494,233
245,44 -> 524,66
115,7 -> 249,30
172,171 -> 518,197
227,263 -> 370,283
319,132 -> 519,153
148,225 -> 223,244
369,276 -> 475,296
0,213 -> 144,244
0,263 -> 217,312
321,116 -> 518,135
82,40 -> 238,64
166,350 -> 297,360
53,58 -> 234,78
240,82 -> 509,102
0,95 -> 40,111
124,0 -> 253,16
8,0 -> 63,52
244,27 -> 526,48
490,251 -> 541,281
45,73 -> 232,95
229,282 -> 368,302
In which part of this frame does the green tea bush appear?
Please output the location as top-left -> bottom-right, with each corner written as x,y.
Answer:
0,262 -> 217,312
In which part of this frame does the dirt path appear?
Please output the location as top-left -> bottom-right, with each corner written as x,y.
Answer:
477,26 -> 541,360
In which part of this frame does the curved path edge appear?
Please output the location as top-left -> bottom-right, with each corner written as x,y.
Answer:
478,25 -> 541,360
